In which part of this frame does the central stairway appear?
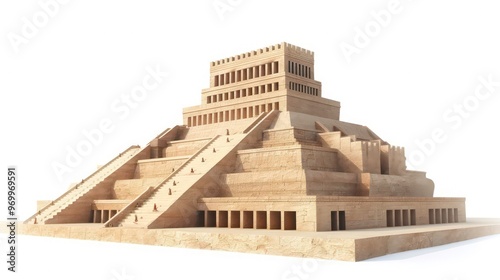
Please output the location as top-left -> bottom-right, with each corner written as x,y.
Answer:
107,110 -> 278,229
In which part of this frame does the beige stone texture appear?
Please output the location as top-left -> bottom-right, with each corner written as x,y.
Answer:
4,219 -> 499,262
134,157 -> 188,178
112,178 -> 164,199
21,42 -> 491,260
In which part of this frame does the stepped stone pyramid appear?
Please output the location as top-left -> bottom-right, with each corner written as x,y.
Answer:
26,42 -> 465,232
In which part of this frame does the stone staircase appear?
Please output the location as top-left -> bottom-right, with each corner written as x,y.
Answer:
108,110 -> 279,229
24,146 -> 141,224
115,134 -> 246,228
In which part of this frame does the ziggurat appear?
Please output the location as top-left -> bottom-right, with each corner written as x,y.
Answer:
21,43 -> 500,261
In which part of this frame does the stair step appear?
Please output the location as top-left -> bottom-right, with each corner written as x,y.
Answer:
113,134 -> 252,228
34,147 -> 141,223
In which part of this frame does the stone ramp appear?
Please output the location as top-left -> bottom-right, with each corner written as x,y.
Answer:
112,111 -> 279,229
24,146 -> 141,225
116,134 -> 244,228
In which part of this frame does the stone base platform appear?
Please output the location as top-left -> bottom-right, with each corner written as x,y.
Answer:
3,218 -> 500,261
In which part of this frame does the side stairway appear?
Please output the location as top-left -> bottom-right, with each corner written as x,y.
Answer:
107,110 -> 278,229
24,146 -> 142,224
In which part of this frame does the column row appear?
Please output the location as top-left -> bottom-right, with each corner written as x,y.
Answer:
289,81 -> 319,96
214,61 -> 279,87
288,61 -> 311,79
92,209 -> 118,223
197,210 -> 297,230
187,102 -> 280,127
429,208 -> 459,224
207,82 -> 279,104
387,209 -> 416,227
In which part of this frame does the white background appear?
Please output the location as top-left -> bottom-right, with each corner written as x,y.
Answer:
1,0 -> 499,279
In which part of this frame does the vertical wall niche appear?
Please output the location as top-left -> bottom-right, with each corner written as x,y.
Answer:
270,211 -> 281,230
230,211 -> 240,228
387,209 -> 417,227
207,211 -> 216,227
435,209 -> 441,224
428,208 -> 459,224
403,209 -> 409,226
395,210 -> 402,226
284,211 -> 296,230
218,210 -> 228,228
386,210 -> 394,227
243,211 -> 253,228
331,211 -> 346,231
256,211 -> 267,229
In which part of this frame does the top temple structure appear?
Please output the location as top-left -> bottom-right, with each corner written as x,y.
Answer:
26,42 -> 465,232
183,42 -> 339,126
